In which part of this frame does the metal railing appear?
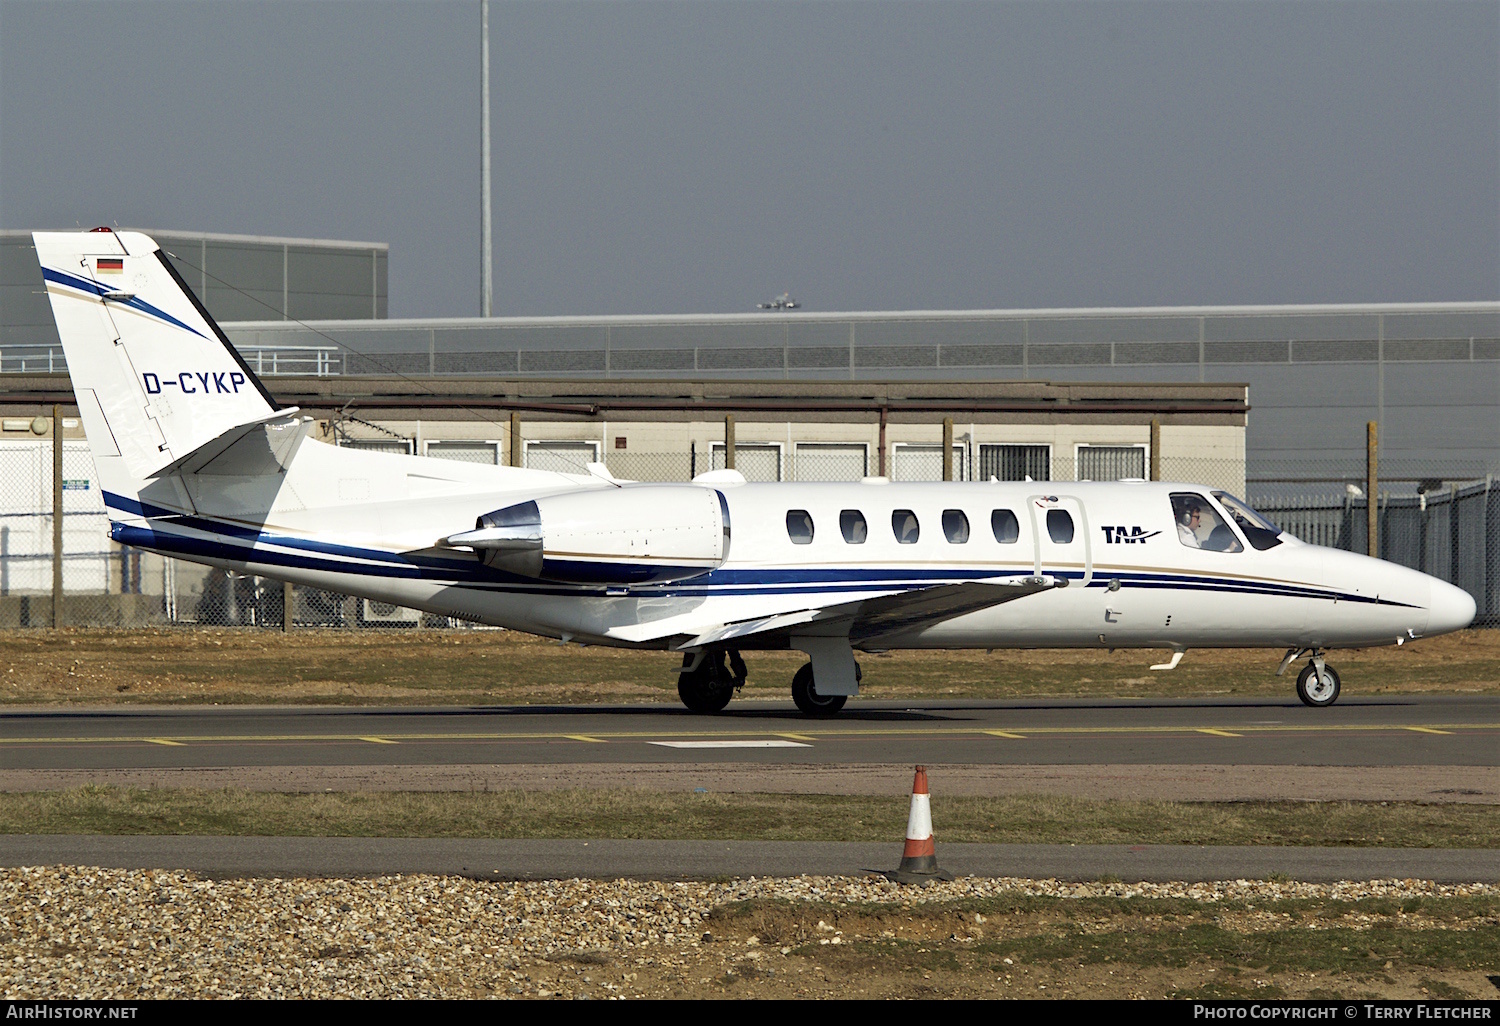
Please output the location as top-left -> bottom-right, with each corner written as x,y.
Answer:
0,346 -> 67,374
240,345 -> 341,377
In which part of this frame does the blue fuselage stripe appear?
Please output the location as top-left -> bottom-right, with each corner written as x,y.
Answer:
105,496 -> 1419,609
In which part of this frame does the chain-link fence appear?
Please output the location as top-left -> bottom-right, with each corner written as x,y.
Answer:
4,438 -> 1496,628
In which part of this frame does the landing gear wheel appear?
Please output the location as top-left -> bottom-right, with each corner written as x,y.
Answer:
791,662 -> 847,718
1295,662 -> 1341,707
677,652 -> 735,714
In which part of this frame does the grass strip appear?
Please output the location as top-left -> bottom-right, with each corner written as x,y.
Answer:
2,787 -> 1497,846
711,895 -> 1500,999
8,627 -> 1500,705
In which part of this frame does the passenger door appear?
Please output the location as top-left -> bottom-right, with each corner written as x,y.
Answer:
1028,494 -> 1092,588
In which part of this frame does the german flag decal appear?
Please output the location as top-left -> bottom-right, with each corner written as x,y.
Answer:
97,258 -> 123,274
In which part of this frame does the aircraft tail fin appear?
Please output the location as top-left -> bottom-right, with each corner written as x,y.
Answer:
32,228 -> 290,481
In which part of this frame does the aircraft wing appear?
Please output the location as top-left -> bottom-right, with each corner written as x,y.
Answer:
846,575 -> 1059,645
604,574 -> 1061,649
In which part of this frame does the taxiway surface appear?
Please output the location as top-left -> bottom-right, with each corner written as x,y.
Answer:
4,696 -> 1496,879
1,695 -> 1496,772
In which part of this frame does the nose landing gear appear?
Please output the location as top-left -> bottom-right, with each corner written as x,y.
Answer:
1279,647 -> 1341,707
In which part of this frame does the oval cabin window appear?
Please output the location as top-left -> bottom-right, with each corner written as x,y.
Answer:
840,510 -> 868,544
1046,509 -> 1074,544
991,509 -> 1020,544
942,510 -> 970,544
786,510 -> 815,545
891,509 -> 920,544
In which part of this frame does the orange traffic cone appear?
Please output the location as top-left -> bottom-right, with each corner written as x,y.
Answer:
885,765 -> 954,884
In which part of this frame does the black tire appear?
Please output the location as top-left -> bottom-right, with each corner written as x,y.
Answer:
791,662 -> 847,717
1295,662 -> 1341,707
678,659 -> 734,714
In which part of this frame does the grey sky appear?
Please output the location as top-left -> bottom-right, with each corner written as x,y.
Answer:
2,0 -> 1496,318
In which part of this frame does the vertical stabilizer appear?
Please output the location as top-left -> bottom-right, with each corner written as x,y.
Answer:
32,229 -> 281,481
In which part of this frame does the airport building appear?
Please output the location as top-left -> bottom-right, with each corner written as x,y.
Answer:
2,230 -> 1495,483
214,303 -> 1499,487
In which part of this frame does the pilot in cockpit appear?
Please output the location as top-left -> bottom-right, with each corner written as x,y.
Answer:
1176,498 -> 1204,547
1171,493 -> 1243,552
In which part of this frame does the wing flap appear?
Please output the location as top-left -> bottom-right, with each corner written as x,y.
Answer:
849,575 -> 1059,644
609,574 -> 1060,650
677,609 -> 826,649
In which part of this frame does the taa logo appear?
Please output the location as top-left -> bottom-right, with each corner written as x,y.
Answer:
1102,525 -> 1160,544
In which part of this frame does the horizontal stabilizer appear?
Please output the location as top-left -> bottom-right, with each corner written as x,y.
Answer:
153,408 -> 308,477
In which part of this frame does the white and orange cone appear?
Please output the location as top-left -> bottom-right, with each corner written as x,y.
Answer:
885,765 -> 954,884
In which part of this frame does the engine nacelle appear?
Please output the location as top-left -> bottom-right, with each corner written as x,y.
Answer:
448,485 -> 730,585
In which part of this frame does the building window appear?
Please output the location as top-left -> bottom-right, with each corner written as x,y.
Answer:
891,443 -> 967,482
711,443 -> 782,482
425,440 -> 500,464
942,510 -> 970,544
892,509 -> 921,544
524,440 -> 600,474
338,438 -> 414,455
840,510 -> 868,544
1077,445 -> 1146,481
991,509 -> 1020,543
786,510 -> 815,544
979,444 -> 1049,482
794,443 -> 868,481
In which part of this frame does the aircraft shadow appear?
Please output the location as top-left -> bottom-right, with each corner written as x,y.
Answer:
0,695 -> 1441,726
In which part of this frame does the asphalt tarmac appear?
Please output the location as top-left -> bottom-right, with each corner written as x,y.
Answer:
4,695 -> 1495,880
1,695 -> 1496,770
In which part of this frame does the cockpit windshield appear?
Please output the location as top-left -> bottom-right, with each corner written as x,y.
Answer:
1212,491 -> 1284,550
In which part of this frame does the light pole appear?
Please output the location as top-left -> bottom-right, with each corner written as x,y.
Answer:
480,0 -> 493,318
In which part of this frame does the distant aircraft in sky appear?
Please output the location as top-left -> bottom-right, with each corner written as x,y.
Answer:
34,229 -> 1476,715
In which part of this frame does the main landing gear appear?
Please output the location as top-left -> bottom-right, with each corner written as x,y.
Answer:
677,649 -> 747,714
1278,648 -> 1341,707
791,660 -> 860,718
675,649 -> 864,717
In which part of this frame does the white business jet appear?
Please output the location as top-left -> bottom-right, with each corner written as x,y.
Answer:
33,229 -> 1477,716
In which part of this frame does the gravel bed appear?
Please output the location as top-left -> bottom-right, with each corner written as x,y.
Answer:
2,867 -> 1495,999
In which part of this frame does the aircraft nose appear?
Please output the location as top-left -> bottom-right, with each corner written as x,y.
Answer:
1426,580 -> 1477,636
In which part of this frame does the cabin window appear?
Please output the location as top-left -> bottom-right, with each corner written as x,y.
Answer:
1170,493 -> 1243,552
840,510 -> 868,544
1046,509 -> 1074,544
942,510 -> 970,544
892,509 -> 920,544
991,509 -> 1020,544
786,510 -> 815,545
